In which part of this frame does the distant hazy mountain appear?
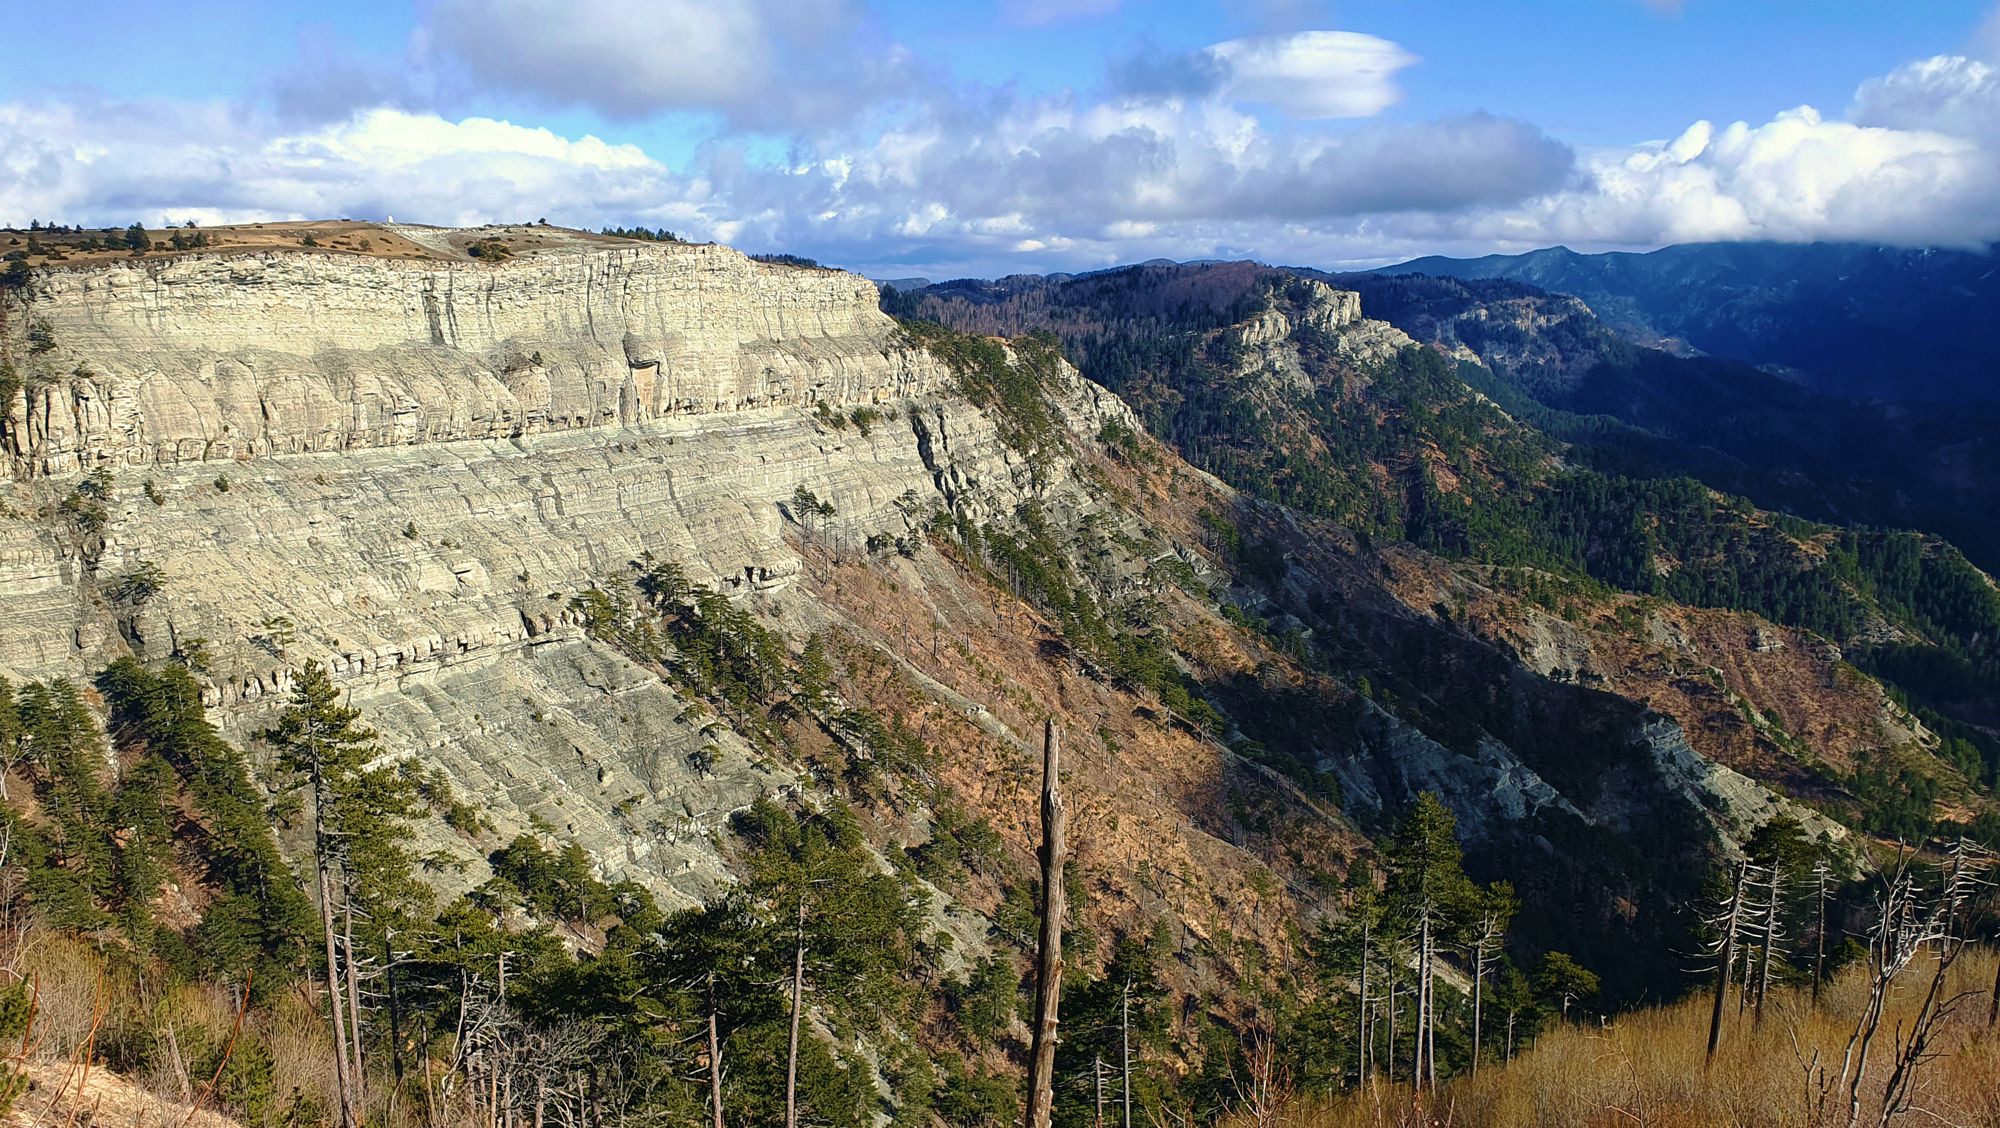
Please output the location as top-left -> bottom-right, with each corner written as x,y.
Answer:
1379,242 -> 2000,403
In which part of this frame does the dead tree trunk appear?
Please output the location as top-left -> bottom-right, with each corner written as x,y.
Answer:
1385,982 -> 1397,1083
344,895 -> 367,1101
1415,911 -> 1436,1091
1355,914 -> 1370,1084
309,757 -> 361,1128
1024,720 -> 1067,1128
1813,861 -> 1831,1009
1121,977 -> 1132,1128
1471,928 -> 1488,1077
785,894 -> 806,1128
1093,1053 -> 1105,1128
707,978 -> 726,1128
1706,861 -> 1749,1063
1755,858 -> 1783,1026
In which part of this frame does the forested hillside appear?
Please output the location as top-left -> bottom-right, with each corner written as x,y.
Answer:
1379,241 -> 2000,404
887,267 -> 2000,809
1322,270 -> 2000,579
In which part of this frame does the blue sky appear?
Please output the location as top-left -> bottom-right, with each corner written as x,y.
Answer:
5,1 -> 2000,276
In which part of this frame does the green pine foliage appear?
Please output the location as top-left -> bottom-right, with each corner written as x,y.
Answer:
98,658 -> 314,983
266,660 -> 428,934
598,225 -> 683,243
899,321 -> 1068,464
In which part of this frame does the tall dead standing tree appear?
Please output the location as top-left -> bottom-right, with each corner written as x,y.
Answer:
1795,844 -> 1993,1128
1811,858 -> 1832,1008
1468,881 -> 1515,1076
1752,857 -> 1787,1025
1024,720 -> 1066,1128
1705,860 -> 1755,1063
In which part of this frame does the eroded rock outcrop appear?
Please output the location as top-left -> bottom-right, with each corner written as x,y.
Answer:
0,237 -> 1041,904
3,241 -> 945,476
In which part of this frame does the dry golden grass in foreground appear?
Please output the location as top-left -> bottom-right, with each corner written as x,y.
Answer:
1253,947 -> 2000,1128
2,931 -> 323,1128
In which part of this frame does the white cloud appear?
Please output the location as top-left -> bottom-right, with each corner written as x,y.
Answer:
1493,106 -> 2000,249
1208,31 -> 1418,118
7,36 -> 2000,279
0,100 -> 689,231
1852,54 -> 2000,143
425,0 -> 912,127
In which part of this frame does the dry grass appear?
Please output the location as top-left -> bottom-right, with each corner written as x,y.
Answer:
5,1060 -> 241,1128
1,928 -> 337,1128
1256,947 -> 2000,1128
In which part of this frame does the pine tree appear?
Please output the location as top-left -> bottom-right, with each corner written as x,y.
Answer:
653,894 -> 779,1128
1055,937 -> 1169,1125
1535,951 -> 1599,1023
1382,792 -> 1472,1089
0,677 -> 20,801
99,659 -> 313,985
1491,962 -> 1536,1060
737,796 -> 921,1128
111,752 -> 175,946
265,660 -> 419,1128
1467,880 -> 1517,1074
16,680 -> 116,920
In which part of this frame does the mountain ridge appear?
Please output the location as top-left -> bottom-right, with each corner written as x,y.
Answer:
1379,239 -> 2000,403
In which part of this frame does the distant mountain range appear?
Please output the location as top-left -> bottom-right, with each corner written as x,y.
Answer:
887,251 -> 2000,576
1378,242 -> 2000,403
883,260 -> 2000,870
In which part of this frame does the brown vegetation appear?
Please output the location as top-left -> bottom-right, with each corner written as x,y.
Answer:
1246,946 -> 2000,1128
0,220 -> 684,270
1,931 -> 327,1128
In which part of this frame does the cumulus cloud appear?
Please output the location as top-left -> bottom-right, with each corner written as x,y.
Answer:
684,90 -> 1570,273
7,29 -> 2000,279
1208,31 -> 1418,118
1110,29 -> 1418,120
1491,106 -> 2000,249
0,99 -> 690,230
426,0 -> 915,127
1852,55 -> 2000,142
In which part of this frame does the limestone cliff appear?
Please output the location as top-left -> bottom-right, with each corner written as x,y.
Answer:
0,235 -> 1254,936
2,239 -> 942,477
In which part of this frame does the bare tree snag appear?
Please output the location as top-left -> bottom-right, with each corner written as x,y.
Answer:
785,893 -> 806,1128
1812,859 -> 1831,1008
707,975 -> 726,1128
1024,720 -> 1067,1128
1754,857 -> 1783,1025
1121,977 -> 1132,1128
1706,861 -> 1749,1063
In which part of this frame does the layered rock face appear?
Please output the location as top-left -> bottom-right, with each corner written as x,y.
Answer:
0,238 -> 1082,903
4,242 -> 943,477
